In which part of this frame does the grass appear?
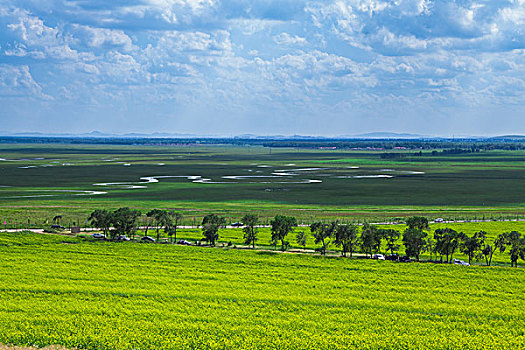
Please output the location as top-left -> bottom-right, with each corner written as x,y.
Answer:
0,231 -> 523,349
0,144 -> 524,225
0,346 -> 70,350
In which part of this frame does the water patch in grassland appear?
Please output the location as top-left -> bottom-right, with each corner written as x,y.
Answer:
0,190 -> 107,199
337,175 -> 394,179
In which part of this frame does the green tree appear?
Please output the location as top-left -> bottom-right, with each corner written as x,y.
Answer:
164,211 -> 183,243
481,245 -> 495,266
334,224 -> 358,257
53,215 -> 63,226
310,222 -> 336,255
460,231 -> 486,265
403,228 -> 428,261
405,216 -> 429,231
434,228 -> 465,263
270,215 -> 297,251
482,234 -> 506,266
381,228 -> 400,256
501,231 -> 525,267
112,207 -> 141,240
425,236 -> 435,261
296,230 -> 308,249
201,214 -> 225,246
142,215 -> 153,236
147,209 -> 166,241
88,209 -> 112,237
242,214 -> 258,248
360,222 -> 380,257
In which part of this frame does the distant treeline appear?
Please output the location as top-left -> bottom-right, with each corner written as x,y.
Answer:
1,136 -> 524,150
380,147 -> 493,159
261,140 -> 525,151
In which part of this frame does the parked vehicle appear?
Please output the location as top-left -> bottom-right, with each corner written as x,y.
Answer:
92,233 -> 106,239
434,218 -> 444,223
141,236 -> 155,243
372,254 -> 385,260
385,254 -> 399,261
399,256 -> 411,263
453,258 -> 470,266
230,222 -> 244,227
51,225 -> 65,229
177,240 -> 192,245
117,235 -> 130,241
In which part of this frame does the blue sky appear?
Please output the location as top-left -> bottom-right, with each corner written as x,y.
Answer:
0,0 -> 524,136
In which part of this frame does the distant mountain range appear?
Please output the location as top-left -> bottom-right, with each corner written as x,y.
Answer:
352,132 -> 427,139
0,131 -> 523,140
488,135 -> 525,140
0,131 -> 201,138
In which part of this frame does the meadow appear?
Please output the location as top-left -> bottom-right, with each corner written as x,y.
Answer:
0,231 -> 524,350
0,143 -> 524,226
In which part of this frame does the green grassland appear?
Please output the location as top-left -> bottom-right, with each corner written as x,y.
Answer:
0,144 -> 524,225
0,231 -> 524,350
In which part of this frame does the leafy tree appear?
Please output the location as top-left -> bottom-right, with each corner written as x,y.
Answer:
460,231 -> 486,264
242,214 -> 258,248
310,222 -> 336,255
142,215 -> 153,236
501,231 -> 525,267
425,236 -> 435,261
164,211 -> 183,243
482,234 -> 506,266
434,228 -> 466,263
53,215 -> 63,226
405,216 -> 429,231
270,215 -> 297,251
481,245 -> 495,266
403,228 -> 428,261
334,224 -> 358,257
201,214 -> 225,246
112,207 -> 141,240
88,209 -> 112,237
381,228 -> 400,256
147,209 -> 166,241
360,222 -> 380,257
296,230 -> 308,249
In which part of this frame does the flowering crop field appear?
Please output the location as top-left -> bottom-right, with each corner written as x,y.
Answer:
0,231 -> 524,349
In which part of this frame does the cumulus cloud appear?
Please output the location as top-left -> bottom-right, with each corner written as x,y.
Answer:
273,33 -> 308,46
0,0 -> 523,135
0,64 -> 51,99
72,25 -> 137,52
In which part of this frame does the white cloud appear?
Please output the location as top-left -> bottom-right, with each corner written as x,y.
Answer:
0,0 -> 523,134
73,25 -> 137,52
273,33 -> 308,46
7,9 -> 59,46
0,64 -> 51,100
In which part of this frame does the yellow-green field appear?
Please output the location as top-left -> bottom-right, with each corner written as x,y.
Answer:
1,142 -> 524,349
1,231 -> 524,350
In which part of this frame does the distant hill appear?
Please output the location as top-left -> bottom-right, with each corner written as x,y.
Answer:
0,131 -> 207,138
353,132 -> 427,139
489,135 -> 525,140
1,130 -> 523,140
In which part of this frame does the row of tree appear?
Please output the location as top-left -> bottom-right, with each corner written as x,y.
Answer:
89,208 -> 182,242
88,210 -> 525,267
198,214 -> 525,267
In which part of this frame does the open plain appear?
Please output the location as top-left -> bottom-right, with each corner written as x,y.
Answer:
0,141 -> 524,350
1,143 -> 524,225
